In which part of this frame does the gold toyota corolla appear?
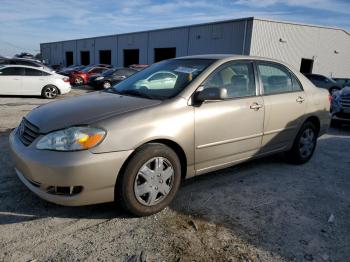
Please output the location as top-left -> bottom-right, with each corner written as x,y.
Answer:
9,55 -> 330,216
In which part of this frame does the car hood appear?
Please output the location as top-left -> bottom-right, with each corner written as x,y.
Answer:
340,86 -> 350,97
26,91 -> 162,133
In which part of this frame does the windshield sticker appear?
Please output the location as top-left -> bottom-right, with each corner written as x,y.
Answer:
174,67 -> 198,74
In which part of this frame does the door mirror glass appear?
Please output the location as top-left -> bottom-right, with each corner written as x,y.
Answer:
195,87 -> 228,102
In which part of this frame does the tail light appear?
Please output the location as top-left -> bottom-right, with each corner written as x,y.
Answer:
63,77 -> 70,83
328,94 -> 333,104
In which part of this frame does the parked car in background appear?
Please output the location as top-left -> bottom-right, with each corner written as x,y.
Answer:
89,68 -> 138,89
331,87 -> 350,127
57,65 -> 85,76
69,66 -> 110,85
129,64 -> 148,71
333,78 -> 350,89
9,55 -> 330,216
0,58 -> 54,72
304,73 -> 342,94
0,65 -> 71,98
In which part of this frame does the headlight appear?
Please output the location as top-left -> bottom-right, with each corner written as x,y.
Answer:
36,127 -> 106,151
96,76 -> 104,81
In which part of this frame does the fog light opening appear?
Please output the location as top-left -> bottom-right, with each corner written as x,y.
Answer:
46,186 -> 83,196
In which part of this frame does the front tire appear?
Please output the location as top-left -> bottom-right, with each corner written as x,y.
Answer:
285,121 -> 318,164
102,81 -> 111,89
117,143 -> 181,216
41,85 -> 58,99
74,77 -> 84,86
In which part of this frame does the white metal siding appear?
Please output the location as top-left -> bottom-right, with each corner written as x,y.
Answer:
250,19 -> 350,78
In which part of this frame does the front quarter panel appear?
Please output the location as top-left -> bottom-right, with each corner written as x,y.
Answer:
90,97 -> 195,167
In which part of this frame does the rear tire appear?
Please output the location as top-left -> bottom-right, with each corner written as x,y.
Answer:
41,85 -> 58,99
117,143 -> 181,216
284,121 -> 318,164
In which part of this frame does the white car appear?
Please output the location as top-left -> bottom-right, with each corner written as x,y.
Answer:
135,71 -> 177,90
0,65 -> 71,99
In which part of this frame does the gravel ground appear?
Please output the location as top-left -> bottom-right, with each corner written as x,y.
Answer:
0,88 -> 349,262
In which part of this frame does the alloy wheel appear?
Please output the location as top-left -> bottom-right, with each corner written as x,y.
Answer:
299,128 -> 315,158
103,81 -> 111,89
44,86 -> 57,98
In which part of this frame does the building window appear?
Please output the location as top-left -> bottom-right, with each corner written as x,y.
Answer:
154,48 -> 176,63
124,49 -> 139,67
99,50 -> 111,65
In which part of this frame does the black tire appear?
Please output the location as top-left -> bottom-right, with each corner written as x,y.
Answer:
117,143 -> 181,216
41,85 -> 58,99
330,119 -> 342,128
284,121 -> 318,164
74,77 -> 84,86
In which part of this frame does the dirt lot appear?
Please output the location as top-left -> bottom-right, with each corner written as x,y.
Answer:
0,88 -> 349,262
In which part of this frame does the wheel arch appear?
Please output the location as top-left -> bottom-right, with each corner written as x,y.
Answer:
41,84 -> 59,95
303,115 -> 320,134
114,139 -> 188,201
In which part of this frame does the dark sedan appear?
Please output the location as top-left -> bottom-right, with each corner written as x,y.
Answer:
304,73 -> 342,94
89,68 -> 138,89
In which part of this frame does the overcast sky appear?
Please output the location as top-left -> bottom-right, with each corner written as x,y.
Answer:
0,0 -> 349,57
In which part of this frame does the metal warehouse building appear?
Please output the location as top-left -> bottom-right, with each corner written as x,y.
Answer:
41,17 -> 350,77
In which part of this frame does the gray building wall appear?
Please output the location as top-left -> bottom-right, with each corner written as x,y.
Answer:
40,17 -> 350,78
117,32 -> 148,65
40,18 -> 251,67
250,19 -> 350,78
94,36 -> 118,65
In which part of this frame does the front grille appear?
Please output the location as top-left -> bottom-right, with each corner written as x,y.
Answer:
17,118 -> 40,146
340,97 -> 350,108
334,112 -> 350,119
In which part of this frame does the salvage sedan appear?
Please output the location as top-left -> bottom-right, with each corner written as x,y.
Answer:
10,55 -> 330,216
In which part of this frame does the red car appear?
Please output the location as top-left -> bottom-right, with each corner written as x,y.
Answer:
70,65 -> 111,85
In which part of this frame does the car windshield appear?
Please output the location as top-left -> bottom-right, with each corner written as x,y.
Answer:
109,59 -> 214,99
102,68 -> 117,76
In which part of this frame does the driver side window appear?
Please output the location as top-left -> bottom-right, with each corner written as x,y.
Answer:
203,62 -> 256,98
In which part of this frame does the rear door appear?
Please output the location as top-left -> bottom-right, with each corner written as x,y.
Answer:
257,62 -> 307,153
23,68 -> 47,95
0,67 -> 24,94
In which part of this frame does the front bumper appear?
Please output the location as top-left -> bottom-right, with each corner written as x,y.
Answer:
58,83 -> 71,95
9,130 -> 133,206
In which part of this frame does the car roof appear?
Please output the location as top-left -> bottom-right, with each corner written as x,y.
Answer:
0,64 -> 52,73
175,54 -> 296,65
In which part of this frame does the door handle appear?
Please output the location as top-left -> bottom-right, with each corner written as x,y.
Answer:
296,96 -> 305,103
250,102 -> 263,110
13,78 -> 20,80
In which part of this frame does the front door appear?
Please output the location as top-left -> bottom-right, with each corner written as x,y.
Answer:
0,67 -> 24,95
194,61 -> 264,174
257,62 -> 308,153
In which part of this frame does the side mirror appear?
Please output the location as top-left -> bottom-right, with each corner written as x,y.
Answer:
195,87 -> 228,102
